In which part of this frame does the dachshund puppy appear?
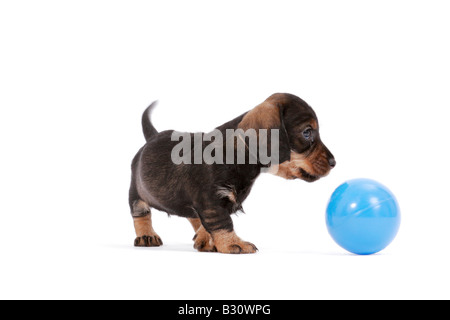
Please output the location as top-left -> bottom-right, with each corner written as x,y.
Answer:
129,93 -> 335,254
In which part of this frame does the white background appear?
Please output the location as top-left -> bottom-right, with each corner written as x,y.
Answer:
1,0 -> 449,300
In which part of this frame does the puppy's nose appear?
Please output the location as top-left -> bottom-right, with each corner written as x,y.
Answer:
328,157 -> 336,168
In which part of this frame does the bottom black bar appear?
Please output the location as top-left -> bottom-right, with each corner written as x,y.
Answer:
173,301 -> 273,318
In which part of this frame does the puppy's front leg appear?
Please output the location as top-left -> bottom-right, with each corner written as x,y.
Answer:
200,209 -> 258,254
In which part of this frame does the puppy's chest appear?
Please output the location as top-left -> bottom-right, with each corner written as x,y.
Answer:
217,179 -> 256,213
236,184 -> 253,204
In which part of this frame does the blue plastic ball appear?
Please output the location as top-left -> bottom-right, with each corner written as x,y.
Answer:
326,178 -> 401,255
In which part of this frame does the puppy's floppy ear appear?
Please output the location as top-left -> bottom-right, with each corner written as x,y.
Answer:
238,101 -> 291,165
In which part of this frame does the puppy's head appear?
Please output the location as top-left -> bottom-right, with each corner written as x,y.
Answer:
239,93 -> 336,182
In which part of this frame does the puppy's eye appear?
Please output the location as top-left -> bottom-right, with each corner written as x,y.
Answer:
302,128 -> 313,140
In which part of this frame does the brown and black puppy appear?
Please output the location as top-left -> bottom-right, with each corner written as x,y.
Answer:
129,93 -> 335,254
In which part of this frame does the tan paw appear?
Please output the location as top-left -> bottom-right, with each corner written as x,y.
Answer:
193,226 -> 217,252
134,234 -> 163,247
212,230 -> 258,254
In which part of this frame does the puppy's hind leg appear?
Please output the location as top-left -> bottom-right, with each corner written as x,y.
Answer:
132,200 -> 163,247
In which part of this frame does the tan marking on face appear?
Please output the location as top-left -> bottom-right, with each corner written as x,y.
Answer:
269,146 -> 331,181
268,151 -> 309,179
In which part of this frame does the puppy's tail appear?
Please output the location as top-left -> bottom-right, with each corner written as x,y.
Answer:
142,101 -> 159,141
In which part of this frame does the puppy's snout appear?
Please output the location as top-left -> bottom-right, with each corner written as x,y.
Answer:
323,145 -> 336,169
328,157 -> 336,168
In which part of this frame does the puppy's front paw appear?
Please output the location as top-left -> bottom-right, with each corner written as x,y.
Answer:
134,234 -> 163,247
212,230 -> 258,254
228,241 -> 258,254
193,226 -> 217,252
